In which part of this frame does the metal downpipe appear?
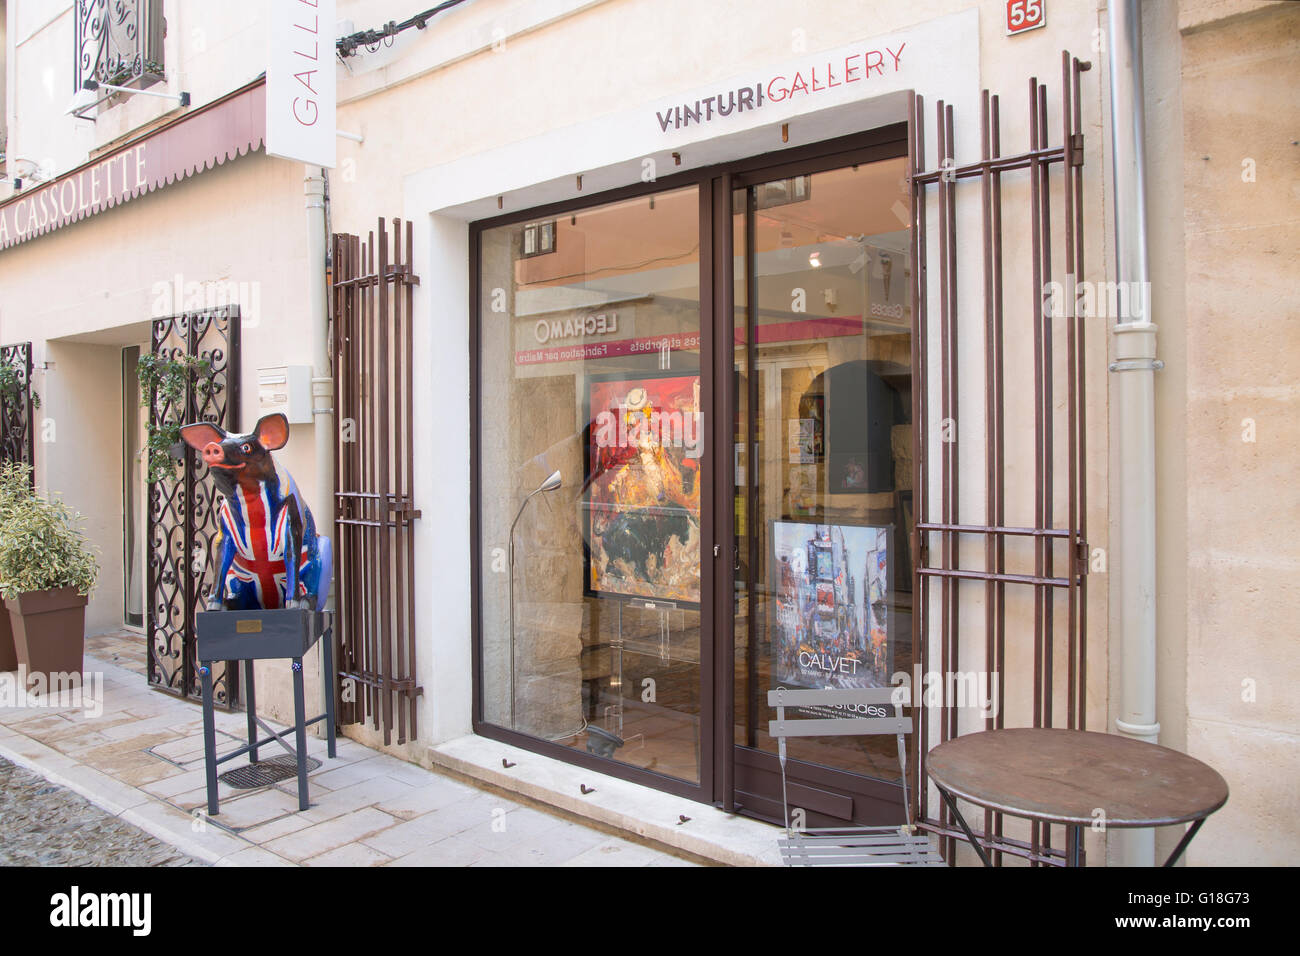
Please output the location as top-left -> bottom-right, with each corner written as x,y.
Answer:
1107,0 -> 1160,867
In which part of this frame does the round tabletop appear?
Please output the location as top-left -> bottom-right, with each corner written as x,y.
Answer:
926,728 -> 1229,828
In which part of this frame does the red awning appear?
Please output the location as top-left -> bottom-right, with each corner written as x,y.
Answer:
0,77 -> 267,251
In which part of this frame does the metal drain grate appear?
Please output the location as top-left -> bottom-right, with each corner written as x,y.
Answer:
219,755 -> 322,789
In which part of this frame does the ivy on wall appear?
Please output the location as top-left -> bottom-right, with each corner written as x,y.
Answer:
0,358 -> 40,410
137,352 -> 213,484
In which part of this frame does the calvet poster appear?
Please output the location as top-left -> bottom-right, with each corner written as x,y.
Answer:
771,521 -> 891,689
584,371 -> 703,606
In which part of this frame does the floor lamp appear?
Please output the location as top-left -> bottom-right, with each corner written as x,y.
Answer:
508,469 -> 562,728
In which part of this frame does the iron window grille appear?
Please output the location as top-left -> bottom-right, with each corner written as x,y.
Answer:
74,0 -> 165,99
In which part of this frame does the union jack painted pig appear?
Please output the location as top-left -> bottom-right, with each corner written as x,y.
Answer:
179,413 -> 332,611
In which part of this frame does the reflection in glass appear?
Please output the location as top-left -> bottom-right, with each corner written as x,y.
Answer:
479,186 -> 703,784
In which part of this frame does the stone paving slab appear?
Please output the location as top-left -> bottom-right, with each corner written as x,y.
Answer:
0,649 -> 697,867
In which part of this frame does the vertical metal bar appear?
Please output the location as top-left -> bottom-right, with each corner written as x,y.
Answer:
1039,84 -> 1055,736
377,220 -> 394,745
333,235 -> 347,724
944,102 -> 960,753
1073,57 -> 1089,733
244,659 -> 258,763
1037,81 -> 1057,863
1062,53 -> 1079,732
292,657 -> 309,811
990,91 -> 1008,865
200,660 -> 219,816
937,97 -> 959,863
322,616 -> 338,758
980,89 -> 997,855
1028,76 -> 1044,865
392,221 -> 407,745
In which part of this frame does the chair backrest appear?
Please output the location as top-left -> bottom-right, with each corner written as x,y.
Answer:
767,686 -> 910,740
766,686 -> 916,832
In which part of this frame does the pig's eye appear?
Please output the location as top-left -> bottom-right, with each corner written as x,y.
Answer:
240,443 -> 252,454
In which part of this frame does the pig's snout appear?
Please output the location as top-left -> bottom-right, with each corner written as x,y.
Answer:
201,442 -> 227,467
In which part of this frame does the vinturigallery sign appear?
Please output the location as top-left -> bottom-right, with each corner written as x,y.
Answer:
654,39 -> 908,133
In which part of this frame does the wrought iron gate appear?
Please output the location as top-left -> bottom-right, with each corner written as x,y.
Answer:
332,218 -> 423,744
909,53 -> 1092,865
146,308 -> 241,707
0,342 -> 36,476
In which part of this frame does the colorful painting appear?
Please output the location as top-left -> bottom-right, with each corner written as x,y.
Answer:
770,521 -> 891,689
584,371 -> 703,606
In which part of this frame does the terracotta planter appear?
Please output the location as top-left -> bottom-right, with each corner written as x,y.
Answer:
5,586 -> 89,691
0,608 -> 16,672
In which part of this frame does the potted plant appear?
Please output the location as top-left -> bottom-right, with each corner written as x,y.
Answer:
0,462 -> 35,671
0,469 -> 99,690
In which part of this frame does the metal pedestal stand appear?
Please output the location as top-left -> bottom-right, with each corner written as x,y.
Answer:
196,609 -> 338,816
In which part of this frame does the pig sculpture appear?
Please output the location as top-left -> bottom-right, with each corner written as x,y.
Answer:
180,413 -> 331,611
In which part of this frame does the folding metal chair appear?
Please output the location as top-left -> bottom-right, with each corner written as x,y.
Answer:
768,686 -> 945,866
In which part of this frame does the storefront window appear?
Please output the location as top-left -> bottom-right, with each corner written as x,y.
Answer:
477,185 -> 704,784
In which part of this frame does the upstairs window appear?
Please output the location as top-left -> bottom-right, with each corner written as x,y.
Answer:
74,0 -> 165,97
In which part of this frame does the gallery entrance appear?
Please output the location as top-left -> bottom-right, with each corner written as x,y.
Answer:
726,152 -> 914,827
471,126 -> 914,820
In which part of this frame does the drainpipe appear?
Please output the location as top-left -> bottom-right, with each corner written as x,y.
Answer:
305,168 -> 334,600
1107,0 -> 1161,867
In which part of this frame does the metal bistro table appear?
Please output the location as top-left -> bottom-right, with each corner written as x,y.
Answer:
926,728 -> 1229,867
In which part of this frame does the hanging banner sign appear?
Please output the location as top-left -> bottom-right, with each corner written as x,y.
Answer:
267,0 -> 337,168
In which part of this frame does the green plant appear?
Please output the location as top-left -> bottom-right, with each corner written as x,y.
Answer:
0,470 -> 99,601
137,353 -> 213,483
0,358 -> 40,410
0,461 -> 35,526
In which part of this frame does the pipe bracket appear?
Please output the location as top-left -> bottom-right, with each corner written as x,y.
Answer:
1108,358 -> 1164,373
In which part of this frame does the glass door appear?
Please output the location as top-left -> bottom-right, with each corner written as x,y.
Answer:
730,156 -> 915,826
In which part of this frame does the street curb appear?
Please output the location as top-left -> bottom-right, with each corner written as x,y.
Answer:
0,733 -> 275,867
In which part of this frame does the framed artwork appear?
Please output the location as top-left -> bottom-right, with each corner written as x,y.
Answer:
769,521 -> 893,690
583,369 -> 702,607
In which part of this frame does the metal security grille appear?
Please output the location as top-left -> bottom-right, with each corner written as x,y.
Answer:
909,53 -> 1092,866
0,342 -> 35,476
332,218 -> 423,745
74,0 -> 166,94
147,308 -> 241,708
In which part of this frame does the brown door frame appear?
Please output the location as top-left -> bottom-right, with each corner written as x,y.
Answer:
468,123 -> 911,808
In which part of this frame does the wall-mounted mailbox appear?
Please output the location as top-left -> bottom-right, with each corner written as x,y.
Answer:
257,365 -> 312,424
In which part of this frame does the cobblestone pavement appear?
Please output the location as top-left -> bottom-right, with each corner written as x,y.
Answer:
0,756 -> 202,867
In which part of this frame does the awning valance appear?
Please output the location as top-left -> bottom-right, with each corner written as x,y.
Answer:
0,77 -> 266,251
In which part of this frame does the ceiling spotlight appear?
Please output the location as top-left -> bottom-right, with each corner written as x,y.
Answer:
809,251 -> 822,268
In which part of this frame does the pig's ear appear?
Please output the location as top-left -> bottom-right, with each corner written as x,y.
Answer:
179,422 -> 224,451
253,413 -> 290,451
